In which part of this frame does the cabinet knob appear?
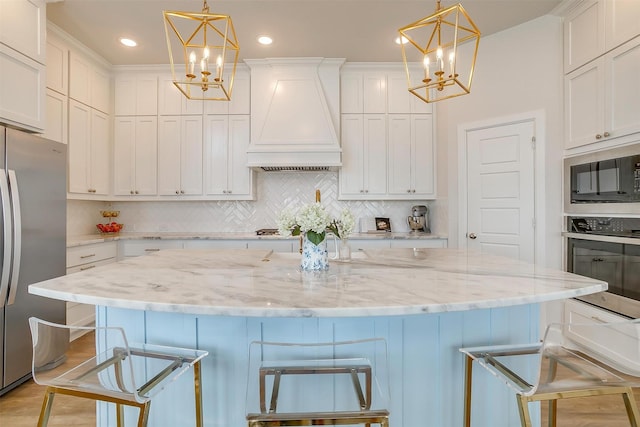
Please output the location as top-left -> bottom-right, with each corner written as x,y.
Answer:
227,190 -> 231,194
135,190 -> 139,194
596,134 -> 602,139
175,190 -> 180,195
180,190 -> 184,194
604,131 -> 610,138
468,233 -> 477,239
364,190 -> 369,193
412,189 -> 416,193
407,190 -> 411,193
130,190 -> 134,195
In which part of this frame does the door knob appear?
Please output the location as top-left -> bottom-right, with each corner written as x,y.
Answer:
468,233 -> 477,239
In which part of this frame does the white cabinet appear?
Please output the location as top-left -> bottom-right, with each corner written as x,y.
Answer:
246,240 -> 293,253
203,68 -> 251,115
204,114 -> 254,198
0,0 -> 46,64
340,72 -> 386,114
68,99 -> 110,195
565,36 -> 640,149
69,51 -> 110,114
46,31 -> 69,95
158,115 -> 203,196
115,75 -> 158,116
387,114 -> 435,198
42,88 -> 67,144
387,72 -> 432,114
339,114 -> 387,199
0,43 -> 45,132
389,239 -> 448,249
120,240 -> 184,257
66,242 -> 117,337
113,116 -> 158,196
158,74 -> 203,116
563,0 -> 640,73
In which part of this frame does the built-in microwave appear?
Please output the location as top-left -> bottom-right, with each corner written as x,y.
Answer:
565,142 -> 640,215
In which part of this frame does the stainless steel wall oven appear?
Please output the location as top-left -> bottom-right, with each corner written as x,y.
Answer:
567,217 -> 640,319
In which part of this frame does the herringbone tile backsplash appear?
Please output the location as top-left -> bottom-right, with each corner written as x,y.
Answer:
68,172 -> 442,236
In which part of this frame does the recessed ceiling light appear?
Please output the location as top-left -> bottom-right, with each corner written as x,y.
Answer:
257,35 -> 273,45
119,37 -> 137,47
395,36 -> 409,45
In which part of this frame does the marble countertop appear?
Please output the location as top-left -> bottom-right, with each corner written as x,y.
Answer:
30,248 -> 606,317
67,232 -> 448,248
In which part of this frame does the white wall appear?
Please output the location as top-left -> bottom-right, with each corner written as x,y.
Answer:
437,15 -> 564,269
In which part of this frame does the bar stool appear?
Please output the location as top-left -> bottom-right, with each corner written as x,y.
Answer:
245,338 -> 390,426
28,317 -> 208,427
459,320 -> 640,427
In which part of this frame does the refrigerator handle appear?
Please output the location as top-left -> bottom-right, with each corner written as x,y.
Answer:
0,169 -> 12,308
7,170 -> 21,305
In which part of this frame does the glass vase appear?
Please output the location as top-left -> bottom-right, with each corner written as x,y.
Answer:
300,233 -> 329,271
338,238 -> 351,262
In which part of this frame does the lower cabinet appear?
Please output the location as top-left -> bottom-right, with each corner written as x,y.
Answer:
66,241 -> 117,339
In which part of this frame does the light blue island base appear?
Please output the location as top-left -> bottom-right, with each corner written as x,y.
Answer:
97,304 -> 541,427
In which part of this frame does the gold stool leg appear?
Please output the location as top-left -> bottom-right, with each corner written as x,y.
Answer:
116,403 -> 125,427
194,360 -> 204,427
463,355 -> 474,427
516,395 -> 533,427
136,401 -> 151,427
548,399 -> 557,427
37,387 -> 56,427
622,387 -> 640,427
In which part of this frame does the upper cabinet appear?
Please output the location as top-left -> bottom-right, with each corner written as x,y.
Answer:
46,31 -> 68,95
563,0 -> 640,149
339,65 -> 436,200
203,68 -> 251,115
0,0 -> 46,132
114,75 -> 158,116
158,74 -> 203,116
564,0 -> 640,73
69,50 -> 111,114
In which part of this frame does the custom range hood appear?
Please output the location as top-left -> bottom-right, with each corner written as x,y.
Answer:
245,58 -> 345,171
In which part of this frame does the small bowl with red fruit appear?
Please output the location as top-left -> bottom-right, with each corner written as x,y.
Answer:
97,222 -> 124,234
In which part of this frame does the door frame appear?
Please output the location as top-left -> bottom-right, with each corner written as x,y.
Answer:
456,110 -> 547,265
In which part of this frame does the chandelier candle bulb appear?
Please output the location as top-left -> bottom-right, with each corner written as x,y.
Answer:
188,51 -> 196,77
216,55 -> 222,81
437,47 -> 444,71
449,52 -> 455,75
423,55 -> 430,81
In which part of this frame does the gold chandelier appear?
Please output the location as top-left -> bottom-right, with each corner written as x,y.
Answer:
163,0 -> 239,101
398,1 -> 480,103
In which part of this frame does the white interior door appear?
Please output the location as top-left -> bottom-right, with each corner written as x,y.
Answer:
465,121 -> 536,262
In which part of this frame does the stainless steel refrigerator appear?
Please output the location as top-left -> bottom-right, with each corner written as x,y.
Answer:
0,125 -> 66,396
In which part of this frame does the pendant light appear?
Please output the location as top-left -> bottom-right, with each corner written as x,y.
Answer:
398,1 -> 480,103
163,0 -> 239,101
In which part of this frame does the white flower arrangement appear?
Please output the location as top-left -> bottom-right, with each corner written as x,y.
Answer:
277,203 -> 355,245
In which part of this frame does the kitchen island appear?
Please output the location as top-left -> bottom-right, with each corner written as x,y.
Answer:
29,248 -> 606,427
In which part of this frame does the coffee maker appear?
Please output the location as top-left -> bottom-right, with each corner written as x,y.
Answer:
407,205 -> 430,233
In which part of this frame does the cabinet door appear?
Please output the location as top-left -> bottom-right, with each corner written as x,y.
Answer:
228,115 -> 252,196
157,116 -> 183,195
228,71 -> 251,115
113,117 -> 136,195
0,44 -> 45,132
134,116 -> 158,195
605,0 -> 640,51
0,0 -> 45,64
412,114 -> 435,196
204,115 -> 229,195
46,32 -> 68,94
563,0 -> 605,73
91,65 -> 111,114
564,59 -> 604,149
387,73 -> 433,114
68,99 -> 91,193
387,115 -> 412,194
605,37 -> 640,140
43,89 -> 67,144
339,114 -> 365,196
363,73 -> 386,113
115,75 -> 158,116
158,76 -> 203,115
180,115 -> 203,195
363,114 -> 387,196
69,51 -> 92,106
90,109 -> 110,195
341,73 -> 363,114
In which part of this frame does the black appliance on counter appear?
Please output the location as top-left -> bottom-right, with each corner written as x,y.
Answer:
567,216 -> 640,318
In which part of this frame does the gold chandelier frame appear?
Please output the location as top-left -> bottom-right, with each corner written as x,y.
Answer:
399,1 -> 480,103
163,0 -> 239,101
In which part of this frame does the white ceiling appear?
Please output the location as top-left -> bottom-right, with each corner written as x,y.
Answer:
46,0 -> 563,66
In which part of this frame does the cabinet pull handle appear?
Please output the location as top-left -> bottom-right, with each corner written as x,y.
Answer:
145,248 -> 161,252
80,265 -> 96,271
80,253 -> 96,259
591,316 -> 605,323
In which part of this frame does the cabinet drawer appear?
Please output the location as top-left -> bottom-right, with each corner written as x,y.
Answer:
184,240 -> 247,249
67,242 -> 117,268
66,257 -> 116,274
247,240 -> 293,253
121,240 -> 184,257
